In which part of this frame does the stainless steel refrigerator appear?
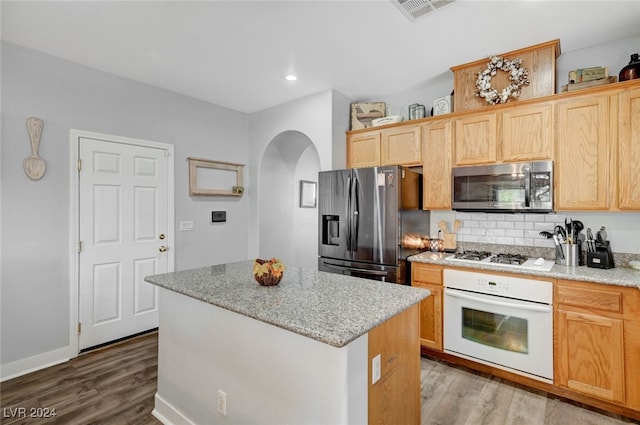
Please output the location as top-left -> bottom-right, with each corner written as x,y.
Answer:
318,166 -> 430,284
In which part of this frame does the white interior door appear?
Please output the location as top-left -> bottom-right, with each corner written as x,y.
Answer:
78,136 -> 171,350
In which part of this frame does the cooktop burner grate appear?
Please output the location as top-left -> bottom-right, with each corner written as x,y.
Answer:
490,253 -> 529,265
453,250 -> 492,261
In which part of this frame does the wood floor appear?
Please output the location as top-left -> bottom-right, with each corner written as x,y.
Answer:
0,332 -> 161,425
1,332 -> 638,425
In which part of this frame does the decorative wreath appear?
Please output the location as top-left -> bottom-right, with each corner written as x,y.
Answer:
475,56 -> 530,105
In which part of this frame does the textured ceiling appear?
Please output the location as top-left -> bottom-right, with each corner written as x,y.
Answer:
2,1 -> 640,113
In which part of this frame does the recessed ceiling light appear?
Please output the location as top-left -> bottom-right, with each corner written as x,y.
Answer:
285,75 -> 298,81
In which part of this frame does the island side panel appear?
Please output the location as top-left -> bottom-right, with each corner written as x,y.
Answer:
153,288 -> 368,425
368,304 -> 421,425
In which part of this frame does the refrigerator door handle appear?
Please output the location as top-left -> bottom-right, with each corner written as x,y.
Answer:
346,176 -> 352,252
322,262 -> 389,276
352,175 -> 359,251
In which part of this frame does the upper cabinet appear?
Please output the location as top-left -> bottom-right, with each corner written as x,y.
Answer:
452,102 -> 553,166
454,112 -> 497,165
344,80 -> 640,212
380,125 -> 422,166
422,119 -> 453,209
555,93 -> 613,210
347,123 -> 421,168
347,130 -> 380,168
501,103 -> 554,162
618,86 -> 640,209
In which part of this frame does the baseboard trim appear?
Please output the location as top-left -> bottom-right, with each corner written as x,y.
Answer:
0,345 -> 74,382
152,393 -> 196,425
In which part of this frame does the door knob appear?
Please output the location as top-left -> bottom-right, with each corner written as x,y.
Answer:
159,246 -> 168,253
159,233 -> 166,240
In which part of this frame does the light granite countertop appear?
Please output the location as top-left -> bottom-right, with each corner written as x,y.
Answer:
144,260 -> 430,348
409,252 -> 640,288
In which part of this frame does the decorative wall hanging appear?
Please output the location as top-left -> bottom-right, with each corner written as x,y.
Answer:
24,117 -> 46,180
475,56 -> 530,105
187,157 -> 244,196
350,102 -> 385,130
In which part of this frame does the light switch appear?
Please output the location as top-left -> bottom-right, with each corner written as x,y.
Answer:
179,221 -> 194,231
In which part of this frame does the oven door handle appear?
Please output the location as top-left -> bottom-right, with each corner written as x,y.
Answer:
445,288 -> 552,313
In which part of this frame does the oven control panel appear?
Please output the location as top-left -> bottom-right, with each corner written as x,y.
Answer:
478,277 -> 509,293
444,269 -> 552,304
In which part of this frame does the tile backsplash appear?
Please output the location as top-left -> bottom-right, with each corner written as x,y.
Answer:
430,210 -> 640,263
454,212 -> 560,248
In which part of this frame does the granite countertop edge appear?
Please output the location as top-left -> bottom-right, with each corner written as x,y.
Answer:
145,262 -> 431,348
408,252 -> 640,288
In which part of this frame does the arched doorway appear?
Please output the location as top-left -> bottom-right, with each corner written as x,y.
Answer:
258,131 -> 320,270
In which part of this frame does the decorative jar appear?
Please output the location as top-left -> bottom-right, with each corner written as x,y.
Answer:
619,53 -> 640,81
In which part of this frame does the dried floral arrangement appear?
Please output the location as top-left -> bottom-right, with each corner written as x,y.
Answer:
475,56 -> 530,105
253,258 -> 285,286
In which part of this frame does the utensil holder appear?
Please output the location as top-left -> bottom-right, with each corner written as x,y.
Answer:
556,243 -> 580,267
442,233 -> 456,253
587,241 -> 615,269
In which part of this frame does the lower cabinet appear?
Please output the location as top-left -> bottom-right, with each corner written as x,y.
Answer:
414,263 -> 640,420
555,279 -> 640,411
411,263 -> 443,352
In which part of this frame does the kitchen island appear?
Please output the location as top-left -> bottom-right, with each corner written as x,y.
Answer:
144,260 -> 430,425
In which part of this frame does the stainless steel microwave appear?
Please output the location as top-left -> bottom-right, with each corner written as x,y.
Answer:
452,161 -> 553,213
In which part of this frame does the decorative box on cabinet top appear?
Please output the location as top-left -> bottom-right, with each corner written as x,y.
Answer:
451,39 -> 561,112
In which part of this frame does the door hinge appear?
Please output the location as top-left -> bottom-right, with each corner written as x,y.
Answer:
77,159 -> 82,171
77,323 -> 82,335
78,241 -> 82,253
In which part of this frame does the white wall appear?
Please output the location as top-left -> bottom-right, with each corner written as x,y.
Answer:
294,145 -> 322,270
258,131 -> 320,268
0,42 -> 250,369
371,34 -> 640,120
248,90 -> 349,261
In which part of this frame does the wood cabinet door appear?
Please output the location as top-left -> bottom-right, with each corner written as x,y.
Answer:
347,131 -> 380,168
501,103 -> 553,161
454,113 -> 497,165
555,309 -> 625,404
381,125 -> 422,166
555,94 -> 612,210
422,120 -> 452,209
415,283 -> 442,352
618,87 -> 640,209
411,263 -> 443,352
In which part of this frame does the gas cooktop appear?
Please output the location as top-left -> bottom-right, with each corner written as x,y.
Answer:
447,250 -> 555,272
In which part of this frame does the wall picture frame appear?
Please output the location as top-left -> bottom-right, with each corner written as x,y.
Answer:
299,180 -> 317,208
350,102 -> 385,130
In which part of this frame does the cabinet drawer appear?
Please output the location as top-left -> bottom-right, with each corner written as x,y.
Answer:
556,285 -> 622,314
412,264 -> 442,286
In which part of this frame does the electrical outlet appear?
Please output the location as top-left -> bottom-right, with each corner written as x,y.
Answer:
217,389 -> 227,416
372,354 -> 381,384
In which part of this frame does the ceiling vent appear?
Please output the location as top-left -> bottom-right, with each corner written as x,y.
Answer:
391,0 -> 456,21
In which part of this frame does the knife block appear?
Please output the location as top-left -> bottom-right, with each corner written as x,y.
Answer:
587,241 -> 615,269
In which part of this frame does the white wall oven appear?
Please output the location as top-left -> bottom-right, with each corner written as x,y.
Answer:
443,269 -> 553,383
